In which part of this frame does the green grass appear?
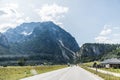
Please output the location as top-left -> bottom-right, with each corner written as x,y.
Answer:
83,62 -> 120,73
100,68 -> 120,73
82,61 -> 100,67
0,65 -> 66,80
80,65 -> 120,80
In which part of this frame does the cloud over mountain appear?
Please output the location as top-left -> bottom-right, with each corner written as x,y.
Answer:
0,3 -> 25,32
0,3 -> 69,32
95,25 -> 120,44
36,4 -> 69,25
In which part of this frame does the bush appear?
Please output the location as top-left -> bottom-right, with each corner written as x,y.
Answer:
18,58 -> 26,66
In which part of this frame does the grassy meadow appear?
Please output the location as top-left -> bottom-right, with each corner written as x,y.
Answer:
80,62 -> 120,80
0,65 -> 66,80
82,61 -> 120,73
81,61 -> 100,67
81,66 -> 120,80
100,68 -> 120,73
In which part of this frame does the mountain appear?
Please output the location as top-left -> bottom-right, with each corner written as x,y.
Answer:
4,22 -> 39,43
2,21 -> 80,65
2,21 -> 120,65
0,33 -> 14,66
0,34 -> 10,55
0,33 -> 9,48
102,46 -> 120,59
78,43 -> 120,62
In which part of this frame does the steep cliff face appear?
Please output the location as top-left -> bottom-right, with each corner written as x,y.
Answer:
0,33 -> 9,48
79,43 -> 119,62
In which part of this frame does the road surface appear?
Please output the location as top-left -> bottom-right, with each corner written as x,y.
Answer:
20,66 -> 103,80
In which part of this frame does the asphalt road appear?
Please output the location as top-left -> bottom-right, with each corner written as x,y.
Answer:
20,66 -> 103,80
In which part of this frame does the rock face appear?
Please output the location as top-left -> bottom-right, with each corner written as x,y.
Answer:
79,43 -> 120,62
3,21 -> 80,65
0,33 -> 9,48
4,22 -> 38,43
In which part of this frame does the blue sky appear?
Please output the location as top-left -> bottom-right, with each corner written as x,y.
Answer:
0,0 -> 120,46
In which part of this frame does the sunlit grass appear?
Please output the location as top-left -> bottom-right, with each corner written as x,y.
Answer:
0,65 -> 66,80
100,68 -> 120,73
82,62 -> 120,73
82,61 -> 100,67
80,65 -> 120,80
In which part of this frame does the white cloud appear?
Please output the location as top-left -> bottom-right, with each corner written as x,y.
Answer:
0,10 -> 7,16
95,36 -> 112,43
0,3 -> 69,32
0,3 -> 19,18
99,25 -> 112,36
95,25 -> 120,44
100,27 -> 112,36
36,3 -> 69,25
0,23 -> 16,32
0,3 -> 31,32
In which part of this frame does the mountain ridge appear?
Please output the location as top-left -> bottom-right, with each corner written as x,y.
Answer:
0,21 -> 120,65
78,43 -> 120,62
0,21 -> 80,65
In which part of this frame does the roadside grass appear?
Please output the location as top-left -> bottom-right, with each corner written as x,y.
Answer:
0,65 -> 66,80
80,65 -> 120,80
100,68 -> 120,73
82,61 -> 100,67
81,66 -> 120,80
83,62 -> 120,73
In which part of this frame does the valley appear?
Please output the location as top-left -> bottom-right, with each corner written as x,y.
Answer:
0,21 -> 120,80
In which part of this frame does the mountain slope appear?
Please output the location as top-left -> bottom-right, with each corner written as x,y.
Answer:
79,43 -> 120,62
3,21 -> 80,65
102,47 -> 120,59
0,33 -> 9,48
